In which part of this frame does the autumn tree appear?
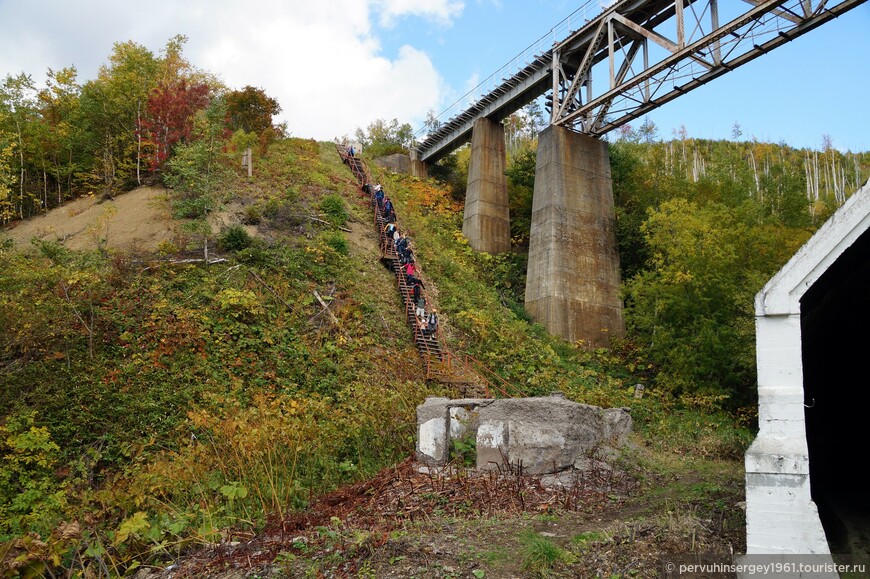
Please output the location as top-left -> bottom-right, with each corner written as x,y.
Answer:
36,67 -> 82,207
504,147 -> 536,244
525,100 -> 546,135
354,118 -> 413,158
638,117 -> 659,143
423,109 -> 441,134
0,108 -> 14,223
623,197 -> 812,405
141,80 -> 210,171
163,98 -> 231,217
159,34 -> 193,86
78,41 -> 160,191
0,73 -> 39,219
225,86 -> 281,135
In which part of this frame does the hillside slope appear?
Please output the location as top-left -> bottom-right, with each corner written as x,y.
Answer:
1,138 -> 749,578
2,186 -> 178,251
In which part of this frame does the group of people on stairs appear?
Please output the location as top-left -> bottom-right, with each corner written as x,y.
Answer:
362,180 -> 439,342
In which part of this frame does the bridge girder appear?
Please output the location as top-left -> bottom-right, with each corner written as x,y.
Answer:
415,0 -> 866,163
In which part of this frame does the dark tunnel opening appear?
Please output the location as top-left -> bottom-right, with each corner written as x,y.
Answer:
801,227 -> 870,555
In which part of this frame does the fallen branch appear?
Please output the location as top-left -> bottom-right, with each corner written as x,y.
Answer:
292,214 -> 352,233
250,270 -> 294,310
313,289 -> 351,343
218,264 -> 244,279
313,290 -> 340,326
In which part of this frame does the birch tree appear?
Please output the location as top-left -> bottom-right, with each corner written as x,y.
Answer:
0,74 -> 39,218
37,67 -> 81,206
79,41 -> 159,192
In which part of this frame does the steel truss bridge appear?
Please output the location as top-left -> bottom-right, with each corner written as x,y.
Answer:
415,0 -> 866,163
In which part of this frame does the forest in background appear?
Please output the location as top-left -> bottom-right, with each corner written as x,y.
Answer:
0,35 -> 281,225
2,34 -> 870,577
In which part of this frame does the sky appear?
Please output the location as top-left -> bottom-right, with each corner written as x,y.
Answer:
1,0 -> 868,152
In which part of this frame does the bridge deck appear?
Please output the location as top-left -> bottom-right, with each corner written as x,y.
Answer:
415,0 -> 867,163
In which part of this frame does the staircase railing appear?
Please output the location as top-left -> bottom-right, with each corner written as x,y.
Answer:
461,353 -> 525,398
336,143 -> 523,398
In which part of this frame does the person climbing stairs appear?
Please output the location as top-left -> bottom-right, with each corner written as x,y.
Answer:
336,143 -> 517,399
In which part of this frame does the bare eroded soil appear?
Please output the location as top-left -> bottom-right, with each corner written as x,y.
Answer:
1,187 -> 182,251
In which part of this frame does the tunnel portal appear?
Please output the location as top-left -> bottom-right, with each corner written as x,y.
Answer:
800,226 -> 870,555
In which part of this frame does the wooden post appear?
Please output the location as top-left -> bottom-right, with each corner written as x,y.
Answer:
241,148 -> 253,177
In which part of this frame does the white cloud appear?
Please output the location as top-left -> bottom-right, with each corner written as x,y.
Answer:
461,72 -> 482,107
373,0 -> 465,27
0,0 -> 460,140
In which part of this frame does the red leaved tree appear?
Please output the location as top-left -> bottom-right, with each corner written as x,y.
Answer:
141,80 -> 210,172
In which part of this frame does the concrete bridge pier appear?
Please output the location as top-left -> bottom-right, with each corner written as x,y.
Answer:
524,125 -> 624,347
410,148 -> 428,179
463,117 -> 511,253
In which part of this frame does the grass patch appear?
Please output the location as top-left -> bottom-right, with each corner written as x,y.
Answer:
320,193 -> 349,226
519,530 -> 570,577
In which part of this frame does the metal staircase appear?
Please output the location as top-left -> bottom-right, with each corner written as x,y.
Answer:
337,144 -> 519,399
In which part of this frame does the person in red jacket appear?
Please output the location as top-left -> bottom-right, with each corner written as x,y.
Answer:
403,260 -> 416,285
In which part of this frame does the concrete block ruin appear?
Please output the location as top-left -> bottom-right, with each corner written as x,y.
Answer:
747,178 -> 870,558
373,153 -> 412,175
416,393 -> 632,475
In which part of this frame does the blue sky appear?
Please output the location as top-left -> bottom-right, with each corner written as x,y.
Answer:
381,1 -> 870,152
1,0 -> 867,152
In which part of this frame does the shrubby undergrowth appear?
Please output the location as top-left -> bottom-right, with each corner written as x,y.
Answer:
2,126 -> 865,576
0,139 -> 433,575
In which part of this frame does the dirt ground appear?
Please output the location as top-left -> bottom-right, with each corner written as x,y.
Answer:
1,187 -> 184,252
134,452 -> 746,579
0,185 -> 252,254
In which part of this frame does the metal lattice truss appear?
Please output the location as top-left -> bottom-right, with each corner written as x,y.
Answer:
551,0 -> 865,134
416,0 -> 865,163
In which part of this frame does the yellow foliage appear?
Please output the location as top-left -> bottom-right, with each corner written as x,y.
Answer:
114,511 -> 149,545
215,288 -> 265,319
400,177 -> 462,216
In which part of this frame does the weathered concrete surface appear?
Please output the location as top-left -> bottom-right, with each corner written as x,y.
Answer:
416,397 -> 491,466
524,125 -> 624,347
416,397 -> 450,464
745,437 -> 830,555
475,395 -> 631,474
374,154 -> 412,175
746,178 -> 870,556
410,148 -> 428,179
463,117 -> 510,254
416,394 -> 632,475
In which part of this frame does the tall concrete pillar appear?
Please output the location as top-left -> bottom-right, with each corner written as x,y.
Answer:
463,117 -> 511,253
409,148 -> 428,179
524,125 -> 624,347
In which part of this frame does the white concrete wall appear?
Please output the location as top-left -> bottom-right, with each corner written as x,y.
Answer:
746,179 -> 870,556
747,311 -> 829,553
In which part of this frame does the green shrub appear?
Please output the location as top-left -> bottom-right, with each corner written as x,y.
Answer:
263,197 -> 283,217
172,195 -> 214,219
320,194 -> 348,226
323,232 -> 349,256
0,412 -> 66,540
219,225 -> 253,252
519,530 -> 569,577
449,433 -> 476,466
236,245 -> 272,266
242,205 -> 262,225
